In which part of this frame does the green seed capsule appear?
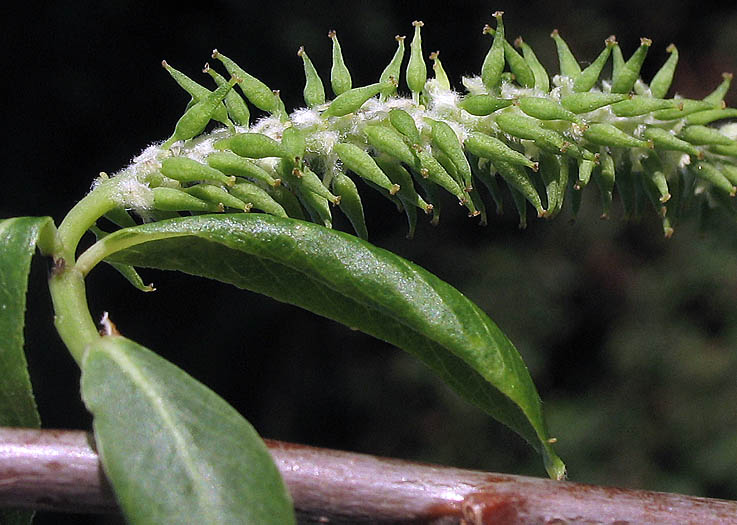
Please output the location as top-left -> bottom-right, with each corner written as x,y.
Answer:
299,166 -> 341,205
560,92 -> 630,114
389,108 -> 421,145
508,185 -> 528,228
573,35 -> 616,92
433,148 -> 464,189
641,154 -> 671,203
203,63 -> 250,127
379,35 -> 406,100
470,158 -> 504,215
643,126 -> 702,157
703,72 -> 733,106
459,94 -> 513,116
331,171 -> 368,239
481,12 -> 506,90
514,37 -> 549,92
649,44 -> 679,98
265,184 -> 305,219
152,187 -> 222,212
184,183 -> 250,211
690,161 -> 737,196
161,157 -> 236,186
678,125 -> 735,146
272,89 -> 289,122
485,26 -> 535,88
467,186 -> 488,225
609,96 -> 679,117
594,150 -> 615,217
494,159 -> 545,217
429,51 -> 451,90
575,158 -> 596,189
685,108 -> 737,125
503,39 -> 535,88
399,193 -> 419,238
412,144 -> 466,202
517,97 -> 583,125
214,132 -> 290,159
298,46 -> 326,108
162,76 -> 239,149
281,126 -> 307,161
465,131 -> 538,172
212,49 -> 278,113
206,151 -> 280,187
652,99 -> 716,120
615,156 -> 637,219
328,30 -> 352,96
162,60 -> 233,130
374,157 -> 426,237
229,181 -> 288,217
374,156 -> 433,214
538,152 -> 563,216
569,176 -> 582,219
710,143 -> 737,157
583,123 -> 651,149
334,142 -> 400,194
611,38 -> 651,94
363,124 -> 418,167
495,112 -> 596,161
426,118 -> 474,190
407,21 -> 427,102
323,80 -> 393,117
550,29 -> 581,78
720,164 -> 737,186
297,185 -> 333,227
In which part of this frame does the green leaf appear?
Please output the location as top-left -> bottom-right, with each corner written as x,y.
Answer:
80,335 -> 295,524
0,216 -> 54,525
98,214 -> 565,478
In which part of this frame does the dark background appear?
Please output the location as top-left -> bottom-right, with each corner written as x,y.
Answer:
3,1 -> 737,522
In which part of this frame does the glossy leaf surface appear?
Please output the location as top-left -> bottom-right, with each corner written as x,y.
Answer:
0,216 -> 54,525
81,335 -> 295,524
101,214 -> 565,478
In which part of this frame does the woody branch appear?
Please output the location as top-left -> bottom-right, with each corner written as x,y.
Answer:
1,427 -> 736,524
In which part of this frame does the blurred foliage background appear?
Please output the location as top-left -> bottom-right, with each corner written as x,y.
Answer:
2,1 -> 736,522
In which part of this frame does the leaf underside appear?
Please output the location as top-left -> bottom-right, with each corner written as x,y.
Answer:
0,216 -> 54,525
104,213 -> 565,478
81,335 -> 295,524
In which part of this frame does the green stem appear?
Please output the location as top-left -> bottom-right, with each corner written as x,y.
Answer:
48,264 -> 100,366
50,178 -> 122,365
76,231 -> 186,276
56,179 -> 118,263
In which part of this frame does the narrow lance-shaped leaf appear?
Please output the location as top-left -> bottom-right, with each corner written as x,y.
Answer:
81,334 -> 295,524
0,216 -> 55,525
94,214 -> 566,479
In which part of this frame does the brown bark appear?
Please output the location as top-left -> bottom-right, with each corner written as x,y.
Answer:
1,427 -> 735,523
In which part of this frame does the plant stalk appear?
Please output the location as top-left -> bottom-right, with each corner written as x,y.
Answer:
1,427 -> 736,524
